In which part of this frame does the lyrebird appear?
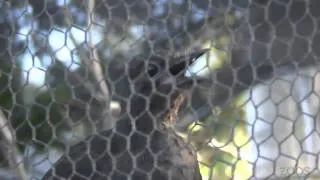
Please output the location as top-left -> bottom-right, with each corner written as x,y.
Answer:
42,50 -> 209,180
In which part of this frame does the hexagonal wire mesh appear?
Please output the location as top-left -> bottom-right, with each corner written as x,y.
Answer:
1,0 -> 320,179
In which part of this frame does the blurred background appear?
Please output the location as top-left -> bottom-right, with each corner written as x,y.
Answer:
1,0 -> 320,179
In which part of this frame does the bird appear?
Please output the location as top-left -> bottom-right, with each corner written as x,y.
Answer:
42,49 -> 209,180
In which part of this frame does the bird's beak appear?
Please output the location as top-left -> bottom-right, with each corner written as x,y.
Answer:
159,49 -> 210,87
169,49 -> 210,76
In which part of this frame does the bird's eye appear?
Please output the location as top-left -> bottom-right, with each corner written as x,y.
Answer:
148,63 -> 159,77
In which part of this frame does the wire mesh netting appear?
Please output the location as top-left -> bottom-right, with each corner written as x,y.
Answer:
1,0 -> 320,179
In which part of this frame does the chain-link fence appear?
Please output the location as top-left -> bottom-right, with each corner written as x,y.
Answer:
1,0 -> 320,179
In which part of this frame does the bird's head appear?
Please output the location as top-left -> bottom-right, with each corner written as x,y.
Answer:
121,49 -> 209,122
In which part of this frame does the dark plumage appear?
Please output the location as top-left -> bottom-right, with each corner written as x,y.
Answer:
42,50 -> 208,180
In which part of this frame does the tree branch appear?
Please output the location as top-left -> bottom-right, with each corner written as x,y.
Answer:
63,1 -> 116,130
86,0 -> 110,100
0,109 -> 28,180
